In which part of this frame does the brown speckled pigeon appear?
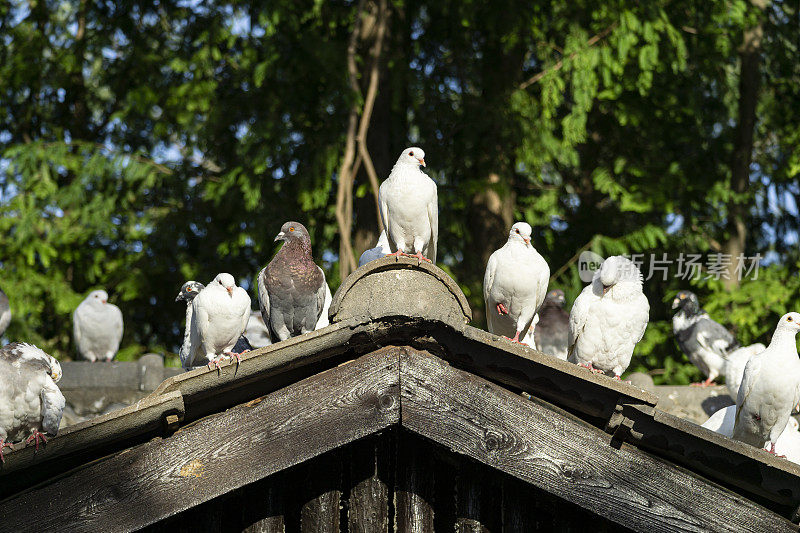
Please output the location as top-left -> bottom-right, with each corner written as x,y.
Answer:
258,221 -> 327,342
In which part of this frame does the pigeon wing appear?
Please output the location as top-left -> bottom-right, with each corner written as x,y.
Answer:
734,355 -> 762,428
378,183 -> 393,252
427,184 -> 438,263
108,304 -> 124,358
567,286 -> 592,362
257,266 -> 271,333
315,266 -> 328,322
40,377 -> 65,436
483,251 -> 499,333
695,317 -> 737,358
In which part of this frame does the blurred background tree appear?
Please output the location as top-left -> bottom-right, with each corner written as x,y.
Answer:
0,0 -> 797,382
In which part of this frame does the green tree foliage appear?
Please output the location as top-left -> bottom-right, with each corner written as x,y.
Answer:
0,0 -> 797,380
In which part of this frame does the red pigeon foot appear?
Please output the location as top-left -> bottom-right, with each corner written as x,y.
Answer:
496,303 -> 508,315
766,443 -> 786,458
408,252 -> 432,263
580,362 -> 605,374
501,331 -> 528,346
207,356 -> 226,373
25,430 -> 48,451
0,439 -> 13,463
225,350 -> 246,365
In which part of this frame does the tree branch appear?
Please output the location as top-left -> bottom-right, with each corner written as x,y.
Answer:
519,22 -> 618,90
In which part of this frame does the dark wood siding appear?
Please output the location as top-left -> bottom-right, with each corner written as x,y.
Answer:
142,430 -> 630,532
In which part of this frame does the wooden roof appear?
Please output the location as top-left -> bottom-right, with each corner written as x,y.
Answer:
1,257 -> 798,532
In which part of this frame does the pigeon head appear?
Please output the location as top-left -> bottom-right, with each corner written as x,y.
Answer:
671,290 -> 699,313
275,221 -> 311,244
545,289 -> 566,307
176,281 -> 204,302
212,273 -> 237,296
508,222 -> 532,246
595,256 -> 642,294
397,147 -> 426,168
88,290 -> 109,305
777,312 -> 800,335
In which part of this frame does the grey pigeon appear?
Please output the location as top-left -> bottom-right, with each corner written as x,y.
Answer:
568,256 -> 650,379
358,230 -> 392,267
734,312 -> 800,454
672,290 -> 738,386
0,343 -> 65,459
0,287 -> 10,337
188,273 -> 251,370
534,289 -> 570,360
73,290 -> 124,362
176,281 -> 253,366
258,222 -> 327,342
484,222 -> 550,344
378,148 -> 438,263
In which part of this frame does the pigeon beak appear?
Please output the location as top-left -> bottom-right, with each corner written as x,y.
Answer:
175,294 -> 183,302
274,231 -> 285,242
102,299 -> 107,304
227,286 -> 233,296
523,238 -> 530,245
671,298 -> 679,309
603,285 -> 611,295
418,158 -> 426,167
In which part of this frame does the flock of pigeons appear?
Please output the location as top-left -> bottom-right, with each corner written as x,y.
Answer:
0,147 -> 798,467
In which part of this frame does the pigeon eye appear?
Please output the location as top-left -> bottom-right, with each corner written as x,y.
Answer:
409,151 -> 414,157
289,227 -> 295,232
515,229 -> 520,233
789,317 -> 794,322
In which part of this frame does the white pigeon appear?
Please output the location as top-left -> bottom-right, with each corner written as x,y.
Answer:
0,287 -> 11,337
73,289 -> 124,362
724,343 -> 766,401
733,312 -> 800,454
189,273 -> 251,370
358,231 -> 392,267
484,222 -> 550,344
244,310 -> 272,348
521,314 -> 540,346
378,147 -> 438,263
315,283 -> 333,330
702,406 -> 800,464
0,343 -> 65,459
568,256 -> 649,379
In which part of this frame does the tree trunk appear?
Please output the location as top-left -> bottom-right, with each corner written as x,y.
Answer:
724,0 -> 768,289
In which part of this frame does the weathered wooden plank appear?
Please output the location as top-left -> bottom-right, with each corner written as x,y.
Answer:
0,389 -> 185,494
395,432 -> 435,532
434,325 -> 657,422
621,402 -> 800,508
455,462 -> 499,532
348,436 -> 390,533
0,348 -> 400,533
399,348 -> 795,533
241,474 -> 285,533
300,452 -> 342,533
